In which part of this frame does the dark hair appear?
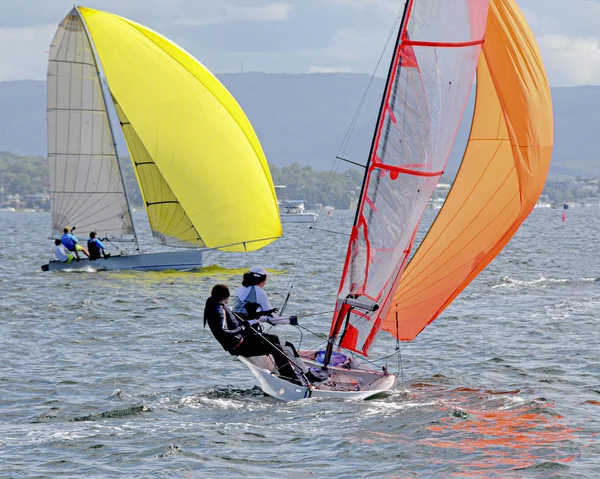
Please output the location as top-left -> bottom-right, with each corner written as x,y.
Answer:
63,227 -> 69,234
211,284 -> 230,301
54,239 -> 62,245
204,284 -> 230,328
242,272 -> 267,287
89,231 -> 97,239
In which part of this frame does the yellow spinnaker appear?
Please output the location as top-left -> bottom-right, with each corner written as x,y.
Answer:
78,7 -> 281,252
384,0 -> 554,340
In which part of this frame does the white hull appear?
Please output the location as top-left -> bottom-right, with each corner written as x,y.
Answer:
42,249 -> 203,272
280,213 -> 318,223
239,351 -> 397,401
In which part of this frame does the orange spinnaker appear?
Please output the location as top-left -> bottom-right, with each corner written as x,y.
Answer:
384,0 -> 553,341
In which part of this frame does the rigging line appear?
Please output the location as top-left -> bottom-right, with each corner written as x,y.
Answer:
295,325 -> 304,352
295,310 -> 335,319
102,236 -> 125,252
230,311 -> 311,383
308,226 -> 351,237
295,325 -> 331,351
336,156 -> 367,168
395,309 -> 405,391
347,345 -> 408,371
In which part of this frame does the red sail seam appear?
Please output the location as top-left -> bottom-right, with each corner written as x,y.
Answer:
362,217 -> 372,291
335,224 -> 360,297
402,39 -> 485,48
371,163 -> 444,178
365,195 -> 377,212
386,104 -> 397,123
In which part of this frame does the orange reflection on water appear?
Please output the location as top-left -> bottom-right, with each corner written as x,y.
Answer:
423,402 -> 581,476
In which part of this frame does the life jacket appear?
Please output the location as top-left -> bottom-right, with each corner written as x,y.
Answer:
88,239 -> 101,260
232,286 -> 260,319
204,297 -> 245,352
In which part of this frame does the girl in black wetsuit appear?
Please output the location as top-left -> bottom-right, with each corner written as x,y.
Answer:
203,284 -> 302,385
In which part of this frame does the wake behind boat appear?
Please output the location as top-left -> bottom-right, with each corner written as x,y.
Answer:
42,7 -> 281,272
228,0 -> 553,401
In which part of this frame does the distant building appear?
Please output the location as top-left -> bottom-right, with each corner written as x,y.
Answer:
545,180 -> 571,191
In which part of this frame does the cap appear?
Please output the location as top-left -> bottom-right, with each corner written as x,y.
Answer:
64,225 -> 72,232
249,266 -> 267,276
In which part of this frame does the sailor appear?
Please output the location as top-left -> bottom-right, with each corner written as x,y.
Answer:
232,266 -> 298,326
53,239 -> 74,263
87,232 -> 111,260
204,284 -> 305,386
61,226 -> 90,261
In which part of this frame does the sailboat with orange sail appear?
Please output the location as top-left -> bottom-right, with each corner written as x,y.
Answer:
236,0 -> 554,401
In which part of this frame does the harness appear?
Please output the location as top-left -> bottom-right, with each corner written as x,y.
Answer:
233,286 -> 260,319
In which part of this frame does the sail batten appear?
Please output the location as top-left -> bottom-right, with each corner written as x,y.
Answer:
330,0 -> 492,357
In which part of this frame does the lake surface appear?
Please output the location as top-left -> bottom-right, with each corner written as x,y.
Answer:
0,208 -> 598,478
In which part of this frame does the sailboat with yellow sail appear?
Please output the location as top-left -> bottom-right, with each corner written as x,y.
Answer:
237,0 -> 554,401
42,7 -> 281,272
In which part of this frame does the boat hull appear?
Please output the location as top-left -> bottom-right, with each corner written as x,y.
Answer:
238,353 -> 397,401
280,213 -> 318,223
42,249 -> 204,272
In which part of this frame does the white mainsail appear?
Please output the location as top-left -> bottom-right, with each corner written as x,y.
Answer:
47,9 -> 134,241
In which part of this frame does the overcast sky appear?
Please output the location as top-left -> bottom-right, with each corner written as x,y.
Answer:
0,0 -> 599,86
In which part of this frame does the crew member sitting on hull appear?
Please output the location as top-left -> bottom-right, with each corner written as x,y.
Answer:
232,266 -> 297,326
53,239 -> 74,263
61,226 -> 90,261
204,284 -> 307,385
87,232 -> 111,260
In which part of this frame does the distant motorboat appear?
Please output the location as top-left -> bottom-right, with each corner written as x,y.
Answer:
280,200 -> 318,223
534,194 -> 552,208
428,197 -> 445,209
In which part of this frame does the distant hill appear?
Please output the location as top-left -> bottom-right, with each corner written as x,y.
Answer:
1,74 -> 598,177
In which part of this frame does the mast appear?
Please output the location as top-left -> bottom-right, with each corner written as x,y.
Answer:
323,0 -> 413,368
74,6 -> 140,252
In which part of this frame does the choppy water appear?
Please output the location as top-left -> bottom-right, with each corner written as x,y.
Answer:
0,208 -> 598,478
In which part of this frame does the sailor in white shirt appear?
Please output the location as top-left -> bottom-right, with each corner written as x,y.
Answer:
53,239 -> 74,263
232,266 -> 297,325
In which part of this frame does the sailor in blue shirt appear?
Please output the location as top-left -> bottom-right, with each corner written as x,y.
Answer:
61,226 -> 90,260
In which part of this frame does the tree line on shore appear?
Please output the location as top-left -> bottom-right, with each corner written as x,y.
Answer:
2,152 -> 599,210
0,152 -> 366,210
